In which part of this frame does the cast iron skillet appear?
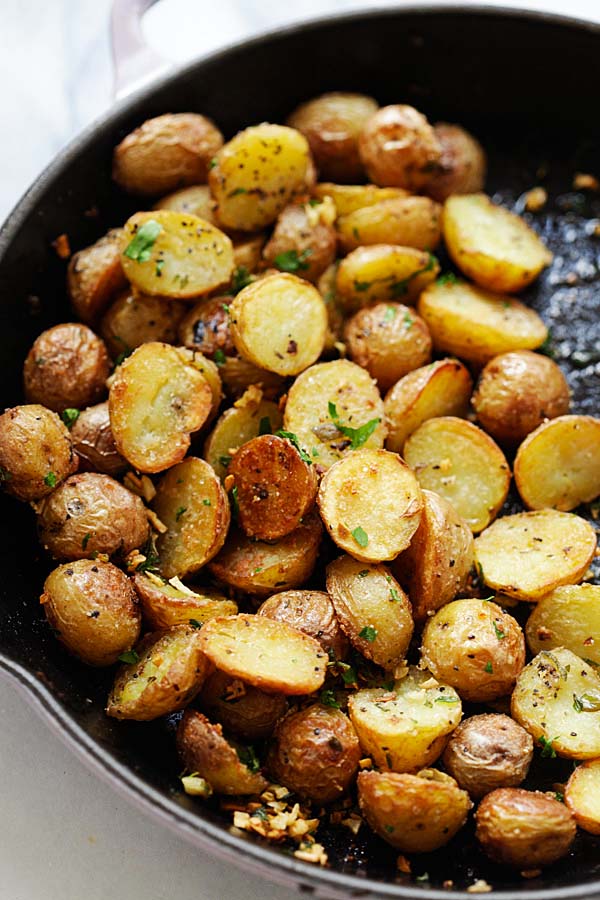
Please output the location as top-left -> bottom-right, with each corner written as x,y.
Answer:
1,6 -> 600,898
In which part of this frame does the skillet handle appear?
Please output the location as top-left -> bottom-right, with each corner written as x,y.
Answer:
110,0 -> 171,99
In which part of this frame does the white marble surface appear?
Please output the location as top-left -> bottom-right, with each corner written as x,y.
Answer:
1,1 -> 600,898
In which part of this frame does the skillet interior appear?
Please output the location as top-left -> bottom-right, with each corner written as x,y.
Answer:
0,7 -> 599,898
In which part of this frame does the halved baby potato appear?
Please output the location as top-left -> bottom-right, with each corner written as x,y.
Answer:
100,289 -> 186,358
204,387 -> 282,480
67,228 -> 128,324
218,354 -> 285,399
176,347 -> 223,423
132,573 -> 238,630
258,589 -> 348,660
565,758 -> 600,834
154,184 -> 217,221
336,196 -> 442,253
525,584 -> 600,666
335,245 -> 439,311
198,669 -> 288,741
313,183 -> 409,216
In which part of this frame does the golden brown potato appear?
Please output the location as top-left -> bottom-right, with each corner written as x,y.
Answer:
343,302 -> 432,392
474,510 -> 597,601
403,417 -> 510,533
391,489 -> 474,622
426,123 -> 486,202
23,324 -> 110,413
358,104 -> 442,191
337,196 -> 442,254
475,788 -> 576,868
132,573 -> 237,630
154,184 -> 217,221
175,347 -> 223,424
326,555 -> 413,670
198,614 -> 327,695
267,705 -> 360,803
262,200 -> 337,283
287,92 -> 378,182
218,354 -> 285,400
176,708 -> 267,795
420,598 -> 525,702
384,358 -> 472,453
0,405 -> 77,501
100,289 -> 186,358
257,590 -> 348,660
69,402 -> 127,477
443,193 -> 553,293
472,351 -> 570,446
112,113 -> 224,195
229,434 -> 318,540
67,229 -> 128,324
177,295 -> 235,358
565,758 -> 600,834
442,714 -> 533,800
313,182 -> 409,216
319,449 -> 423,562
37,472 -> 149,561
204,387 -> 282,480
514,415 -> 600,511
525,584 -> 600,666
107,626 -> 211,721
41,559 -> 141,666
336,245 -> 439,312
316,261 -> 345,352
358,769 -> 471,853
198,669 -> 287,741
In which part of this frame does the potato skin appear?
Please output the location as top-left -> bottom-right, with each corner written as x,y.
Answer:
336,196 -> 442,254
475,788 -> 576,868
24,324 -> 110,413
442,714 -> 533,800
336,244 -> 439,312
198,669 -> 287,741
177,295 -> 235,358
113,113 -> 224,195
267,705 -> 360,803
41,559 -> 141,666
263,201 -> 337,283
525,584 -> 600,666
67,229 -> 128,324
258,590 -> 348,660
132,574 -> 237,630
37,472 -> 149,561
426,123 -> 486,202
0,405 -> 77,501
100,290 -> 186,358
70,402 -> 127,477
358,105 -> 441,191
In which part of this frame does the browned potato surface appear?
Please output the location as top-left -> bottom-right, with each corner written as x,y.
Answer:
358,105 -> 442,190
262,200 -> 337,283
313,182 -> 409,216
335,245 -> 439,311
258,590 -> 348,660
177,295 -> 235,358
0,405 -> 77,501
70,402 -> 126,477
198,669 -> 287,741
218,354 -> 285,399
337,196 -> 442,253
204,388 -> 282,480
67,228 -> 128,324
154,184 -> 217,221
132,574 -> 237,630
100,289 -> 186,358
565,759 -> 600,834
426,122 -> 487,202
525,584 -> 600,666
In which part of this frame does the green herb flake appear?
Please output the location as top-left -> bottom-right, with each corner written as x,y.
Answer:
435,695 -> 459,704
328,401 -> 380,451
354,280 -> 371,292
228,187 -> 247,198
493,620 -> 506,640
340,664 -> 358,686
229,265 -> 253,294
175,506 -> 187,521
538,735 -> 559,758
219,454 -> 232,469
236,745 -> 260,773
574,690 -> 600,712
208,157 -> 218,170
213,349 -> 226,367
136,535 -> 160,574
189,619 -> 202,629
383,306 -> 396,323
436,272 -> 458,286
389,587 -> 401,602
390,253 -> 437,298
229,485 -> 239,519
403,310 -> 413,328
554,791 -> 565,803
484,661 -> 493,674
358,569 -> 370,578
253,567 -> 263,575
320,689 -> 341,709
222,303 -> 230,315
415,873 -> 430,883
358,625 -> 377,642
384,825 -> 395,834
308,198 -> 321,207
123,219 -> 163,263
61,408 -> 80,428
155,259 -> 165,277
259,416 -> 272,436
273,248 -> 313,273
274,430 -> 312,464
311,448 -> 319,458
81,533 -> 92,550
118,649 -> 139,665
44,472 -> 57,488
202,499 -> 211,507
351,526 -> 369,548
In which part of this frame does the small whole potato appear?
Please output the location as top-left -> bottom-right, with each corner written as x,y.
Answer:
198,669 -> 288,741
0,405 -> 77,501
177,295 -> 236,358
262,200 -> 337,283
475,788 -> 577,868
258,590 -> 348,660
472,350 -> 570,446
343,302 -> 432,392
41,559 -> 141,666
267,704 -> 360,803
426,122 -> 487,202
67,229 -> 128,324
358,104 -> 442,191
443,714 -> 534,800
23,324 -> 110,413
100,289 -> 186,358
70,402 -> 127,477
37,472 -> 149,561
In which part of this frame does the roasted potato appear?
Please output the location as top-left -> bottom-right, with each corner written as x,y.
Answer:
525,584 -> 600,666
358,105 -> 442,191
335,245 -> 439,312
112,112 -> 224,195
0,404 -> 77,501
257,590 -> 348,660
132,573 -> 237,630
474,510 -> 597,601
177,295 -> 235,358
37,472 -> 149,561
426,122 -> 486,202
69,401 -> 127,477
218,354 -> 285,400
198,669 -> 287,741
475,788 -> 576,868
262,199 -> 337,283
443,193 -> 553,293
565,758 -> 600,834
154,183 -> 217,221
442,714 -> 533,799
67,228 -> 128,324
41,559 -> 141,666
313,182 -> 408,216
100,289 -> 186,358
204,387 -> 282,480
23,323 -> 110,413
175,347 -> 223,423
316,261 -> 346,353
337,196 -> 442,254
472,350 -> 570,446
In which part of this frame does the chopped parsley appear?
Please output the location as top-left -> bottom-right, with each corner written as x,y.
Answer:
435,695 -> 459,704
403,310 -> 413,328
175,506 -> 187,521
118,649 -> 139,665
538,735 -> 559,758
327,401 -> 380,451
415,873 -> 430,883
229,265 -> 253,294
340,663 -> 358,685
359,625 -> 377,642
228,187 -> 247,198
208,157 -> 218,170
213,349 -> 226,367
155,259 -> 164,277
136,535 -> 160,573
354,280 -> 371,292
538,330 -> 556,358
61,408 -> 80,428
573,690 -> 600,712
123,219 -> 163,263
390,253 -> 437,298
493,620 -> 506,640
436,272 -> 459,286
484,661 -> 493,674
189,619 -> 202,629
236,745 -> 260,773
274,430 -> 312,464
351,526 -> 369,548
222,303 -> 230,315
202,499 -> 212,507
389,587 -> 401,602
273,248 -> 312,273
554,791 -> 565,803
383,306 -> 396,323
44,472 -> 57,488
229,485 -> 239,519
320,689 -> 341,709
219,454 -> 232,469
358,569 -> 369,578
258,416 -> 272,436
81,533 -> 92,550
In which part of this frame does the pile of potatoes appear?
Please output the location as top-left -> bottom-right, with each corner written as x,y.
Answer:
1,93 -> 600,878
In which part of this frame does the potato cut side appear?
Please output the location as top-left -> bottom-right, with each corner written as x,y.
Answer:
474,510 -> 597,601
198,614 -> 327,695
319,449 -> 423,562
229,273 -> 327,375
417,278 -> 548,365
565,759 -> 600,834
153,457 -> 231,578
511,647 -> 600,759
121,211 -> 234,298
109,342 -> 213,473
132,573 -> 237,630
443,193 -> 553,293
336,196 -> 441,253
313,183 -> 409,216
154,184 -> 217,221
526,585 -> 600,666
336,244 -> 439,311
176,347 -> 223,423
348,667 -> 462,773
403,416 -> 510,533
326,555 -> 414,670
204,390 -> 282,480
514,415 -> 600,511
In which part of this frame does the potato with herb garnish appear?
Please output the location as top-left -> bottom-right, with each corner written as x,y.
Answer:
100,289 -> 186,358
262,199 -> 337,283
132,574 -> 237,630
336,195 -> 442,253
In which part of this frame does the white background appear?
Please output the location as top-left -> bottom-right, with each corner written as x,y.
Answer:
1,1 -> 599,898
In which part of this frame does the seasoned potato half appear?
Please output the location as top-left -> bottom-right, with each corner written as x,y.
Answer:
336,245 -> 439,311
198,669 -> 287,741
426,122 -> 487,202
204,389 -> 282,480
218,354 -> 285,399
198,614 -> 327,695
154,184 -> 217,221
229,273 -> 327,376
70,402 -> 127,477
403,417 -> 510,533
177,295 -> 235,357
384,358 -> 472,453
337,196 -> 442,253
319,449 -> 423,562
474,510 -> 597,601
106,625 -> 211,720
100,289 -> 186,358
526,584 -> 600,666
313,183 -> 408,216
392,489 -> 474,622
358,769 -> 471,853
258,590 -> 348,660
317,261 -> 345,353
283,359 -> 385,470
514,415 -> 600,510
443,193 -> 553,293
109,342 -> 213,473
67,228 -> 128,324
132,573 -> 237,630
175,347 -> 223,423
511,647 -> 600,759
262,200 -> 337,283
177,709 -> 267,795
120,211 -> 234,299
152,457 -> 230,579
358,104 -> 442,191
565,758 -> 600,834
348,667 -> 462,773
418,279 -> 548,365
326,555 -> 413,669
209,124 -> 311,231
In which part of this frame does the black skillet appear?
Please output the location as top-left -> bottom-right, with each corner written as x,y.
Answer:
0,6 -> 599,898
